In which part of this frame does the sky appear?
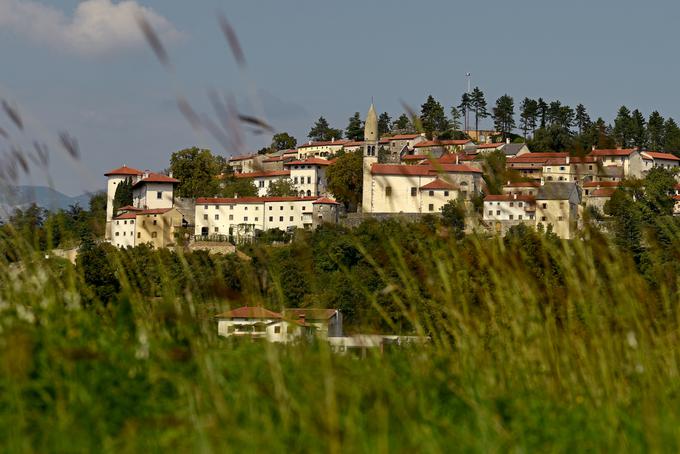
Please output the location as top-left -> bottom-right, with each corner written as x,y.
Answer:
1,0 -> 679,195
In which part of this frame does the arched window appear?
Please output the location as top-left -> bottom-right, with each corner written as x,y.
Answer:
307,190 -> 312,196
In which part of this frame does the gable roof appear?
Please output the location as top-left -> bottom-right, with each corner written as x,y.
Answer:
475,142 -> 504,149
588,148 -> 637,157
312,197 -> 340,205
104,165 -> 144,177
197,196 -> 318,205
641,151 -> 680,161
420,178 -> 457,190
297,140 -> 350,148
229,154 -> 257,162
282,308 -> 338,320
113,212 -> 137,220
484,194 -> 535,202
582,180 -> 620,188
503,181 -> 541,188
215,306 -> 282,319
590,188 -> 616,197
501,143 -> 528,156
234,170 -> 290,178
284,158 -> 333,166
132,173 -> 180,187
536,182 -> 578,200
385,134 -> 422,140
371,163 -> 482,176
138,208 -> 175,215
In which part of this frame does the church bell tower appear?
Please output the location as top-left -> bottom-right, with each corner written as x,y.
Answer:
362,102 -> 379,213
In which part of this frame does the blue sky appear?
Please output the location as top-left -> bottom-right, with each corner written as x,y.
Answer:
0,0 -> 679,195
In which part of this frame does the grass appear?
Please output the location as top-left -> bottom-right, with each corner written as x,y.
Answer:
1,221 -> 680,453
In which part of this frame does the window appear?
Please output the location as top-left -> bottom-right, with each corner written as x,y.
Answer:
411,187 -> 417,196
307,176 -> 311,184
444,191 -> 449,197
255,217 -> 258,221
229,205 -> 234,210
510,202 -> 514,207
280,206 -> 284,211
137,233 -> 141,238
203,214 -> 208,220
518,202 -> 523,207
269,216 -> 273,222
496,210 -> 500,215
153,220 -> 157,225
244,216 -> 249,222
215,214 -> 219,220
157,191 -> 162,199
259,180 -> 264,188
204,205 -> 208,209
290,216 -> 294,221
509,214 -> 514,220
279,216 -> 283,221
588,165 -> 593,170
559,166 -> 565,171
151,232 -> 157,238
274,326 -> 281,334
290,206 -> 294,210
244,206 -> 248,211
115,232 -> 119,236
385,186 -> 392,196
294,177 -> 298,184
229,214 -> 233,221
130,220 -> 134,225
269,206 -> 272,211
541,216 -> 547,222
214,227 -> 219,232
429,190 -> 434,196
488,210 -> 493,215
542,203 -> 547,209
518,215 -> 523,220
255,206 -> 259,211
123,220 -> 127,225
428,204 -> 434,212
558,216 -> 564,221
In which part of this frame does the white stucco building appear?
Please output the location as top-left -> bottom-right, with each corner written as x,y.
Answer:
285,158 -> 332,197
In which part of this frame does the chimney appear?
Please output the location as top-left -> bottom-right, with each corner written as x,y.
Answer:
540,177 -> 545,186
566,156 -> 570,165
331,137 -> 335,143
143,170 -> 149,179
513,193 -> 517,199
455,153 -> 459,165
169,171 -> 173,178
506,137 -> 510,144
592,145 -> 596,151
298,314 -> 306,325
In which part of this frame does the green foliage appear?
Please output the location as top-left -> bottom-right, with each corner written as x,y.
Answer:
345,112 -> 364,141
308,116 -> 342,141
519,97 -> 538,138
613,105 -> 633,148
470,87 -> 489,133
574,103 -> 591,135
392,113 -> 414,133
492,94 -> 515,139
266,178 -> 298,197
420,95 -> 448,139
169,147 -> 222,198
481,150 -> 509,194
648,111 -> 665,150
271,132 -> 297,151
112,177 -> 133,211
326,150 -> 362,211
663,118 -> 680,154
440,200 -> 466,237
219,174 -> 258,198
378,112 -> 391,135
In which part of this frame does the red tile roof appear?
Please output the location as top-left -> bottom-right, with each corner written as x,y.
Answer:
402,154 -> 429,161
284,158 -> 333,166
104,165 -> 144,177
139,208 -> 174,215
215,306 -> 282,319
118,205 -> 142,211
235,170 -> 290,178
342,140 -> 364,147
588,148 -> 637,157
371,163 -> 482,176
507,152 -> 569,163
484,194 -> 535,202
384,134 -> 421,140
229,154 -> 257,162
312,197 -> 340,205
583,181 -> 620,188
113,212 -> 137,220
420,178 -> 457,190
504,181 -> 541,188
590,188 -> 616,197
197,196 -> 318,204
297,140 -> 350,148
379,138 -> 390,144
132,173 -> 180,187
476,143 -> 504,149
642,151 -> 680,161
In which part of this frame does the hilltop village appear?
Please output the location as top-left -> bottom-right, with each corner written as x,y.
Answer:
105,103 -> 680,249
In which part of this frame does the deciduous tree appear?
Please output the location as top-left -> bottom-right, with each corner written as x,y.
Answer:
326,150 -> 363,211
169,147 -> 222,198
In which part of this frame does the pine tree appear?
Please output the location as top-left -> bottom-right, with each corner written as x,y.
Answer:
613,106 -> 633,148
378,112 -> 391,135
647,111 -> 665,150
574,104 -> 591,135
663,118 -> 680,154
308,116 -> 342,141
630,109 -> 647,149
458,92 -> 472,131
345,112 -> 364,141
450,106 -> 462,132
420,95 -> 448,139
492,94 -> 515,140
519,98 -> 538,138
470,87 -> 489,135
392,114 -> 413,133
537,98 -> 548,128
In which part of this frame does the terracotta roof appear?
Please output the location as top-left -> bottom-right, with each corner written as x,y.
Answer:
544,156 -> 598,165
504,181 -> 541,188
379,138 -> 390,144
370,163 -> 482,176
138,208 -> 174,215
484,194 -> 535,202
229,154 -> 257,162
282,149 -> 298,155
385,134 -> 421,140
235,170 -> 290,178
297,140 -> 350,148
642,151 -> 680,161
420,178 -> 457,190
283,308 -> 338,320
118,205 -> 142,211
113,213 -> 137,220
508,152 -> 569,163
589,148 -> 637,157
262,156 -> 284,163
312,197 -> 340,205
674,195 -> 680,201
402,154 -> 429,161
215,306 -> 282,319
590,188 -> 616,197
476,143 -> 504,149
197,196 -> 318,204
343,141 -> 364,147
132,173 -> 179,187
104,165 -> 144,177
583,181 -> 620,188
284,158 -> 333,166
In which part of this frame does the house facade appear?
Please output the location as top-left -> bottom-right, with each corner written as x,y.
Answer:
111,207 -> 185,249
535,182 -> 581,239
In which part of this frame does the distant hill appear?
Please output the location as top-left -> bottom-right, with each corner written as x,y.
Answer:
0,186 -> 99,220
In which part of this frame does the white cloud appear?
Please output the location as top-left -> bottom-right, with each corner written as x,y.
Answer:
0,0 -> 182,56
